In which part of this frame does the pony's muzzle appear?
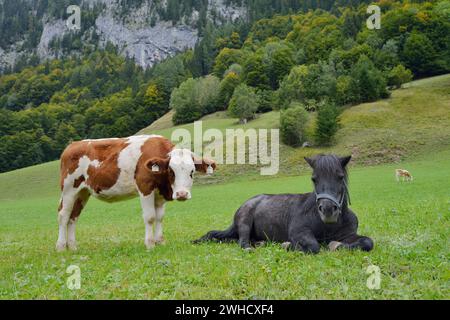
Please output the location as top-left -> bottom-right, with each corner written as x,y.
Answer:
318,199 -> 340,223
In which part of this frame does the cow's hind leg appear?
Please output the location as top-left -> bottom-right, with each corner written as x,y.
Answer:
140,192 -> 156,250
56,191 -> 77,251
67,189 -> 90,251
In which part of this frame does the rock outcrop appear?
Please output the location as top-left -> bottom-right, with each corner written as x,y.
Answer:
0,0 -> 246,71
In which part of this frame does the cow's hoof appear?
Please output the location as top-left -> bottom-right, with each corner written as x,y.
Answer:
145,240 -> 156,250
67,242 -> 77,251
155,238 -> 166,245
56,242 -> 67,252
281,242 -> 291,250
328,241 -> 343,251
243,247 -> 254,252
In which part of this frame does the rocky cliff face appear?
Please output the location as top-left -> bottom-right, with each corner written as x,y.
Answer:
0,0 -> 246,70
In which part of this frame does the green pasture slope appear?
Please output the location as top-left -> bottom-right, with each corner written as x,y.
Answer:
0,150 -> 449,299
137,74 -> 450,178
0,75 -> 449,299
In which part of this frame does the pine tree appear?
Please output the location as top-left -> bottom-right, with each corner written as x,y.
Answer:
315,102 -> 340,146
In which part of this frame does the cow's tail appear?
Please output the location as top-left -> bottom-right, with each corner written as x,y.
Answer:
192,224 -> 238,244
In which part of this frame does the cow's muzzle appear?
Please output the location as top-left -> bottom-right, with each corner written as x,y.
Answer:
174,191 -> 191,201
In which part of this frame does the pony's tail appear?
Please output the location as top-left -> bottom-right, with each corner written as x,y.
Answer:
192,224 -> 238,244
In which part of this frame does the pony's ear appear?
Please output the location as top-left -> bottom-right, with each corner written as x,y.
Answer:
340,155 -> 352,167
304,157 -> 315,168
144,157 -> 170,174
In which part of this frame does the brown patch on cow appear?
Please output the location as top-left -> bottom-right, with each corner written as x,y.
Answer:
85,140 -> 130,193
69,189 -> 90,221
73,176 -> 85,188
135,137 -> 175,199
154,168 -> 175,200
70,198 -> 84,221
60,138 -> 130,194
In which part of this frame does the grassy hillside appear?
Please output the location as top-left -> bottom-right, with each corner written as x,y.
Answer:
1,74 -> 449,199
0,161 -> 60,202
140,74 -> 450,177
138,110 -> 280,138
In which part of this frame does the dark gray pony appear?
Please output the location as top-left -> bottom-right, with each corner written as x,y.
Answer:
194,155 -> 373,254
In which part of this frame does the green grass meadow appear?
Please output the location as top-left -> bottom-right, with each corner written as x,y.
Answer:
0,75 -> 449,299
0,150 -> 449,299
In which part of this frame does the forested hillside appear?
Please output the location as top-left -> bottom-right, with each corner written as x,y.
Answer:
171,0 -> 449,124
0,0 -> 449,173
0,48 -> 188,172
0,0 -> 374,73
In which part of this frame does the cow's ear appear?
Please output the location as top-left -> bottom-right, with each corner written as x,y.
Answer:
193,157 -> 216,174
304,157 -> 315,168
145,157 -> 169,174
339,155 -> 352,167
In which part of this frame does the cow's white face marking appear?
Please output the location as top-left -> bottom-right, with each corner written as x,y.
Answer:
168,149 -> 195,200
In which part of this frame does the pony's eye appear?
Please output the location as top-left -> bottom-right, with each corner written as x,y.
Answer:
190,170 -> 194,178
311,177 -> 316,183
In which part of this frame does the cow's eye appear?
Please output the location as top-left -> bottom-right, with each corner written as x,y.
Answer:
311,177 -> 317,183
190,170 -> 194,178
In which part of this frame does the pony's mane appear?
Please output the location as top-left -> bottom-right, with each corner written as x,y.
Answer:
313,154 -> 350,206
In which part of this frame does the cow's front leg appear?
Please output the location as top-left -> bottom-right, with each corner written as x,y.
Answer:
140,192 -> 156,250
154,195 -> 166,245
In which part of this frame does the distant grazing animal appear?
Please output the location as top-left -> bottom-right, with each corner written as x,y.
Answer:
57,135 -> 216,251
395,169 -> 413,182
194,155 -> 373,254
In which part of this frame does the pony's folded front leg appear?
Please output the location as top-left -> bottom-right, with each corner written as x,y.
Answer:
330,234 -> 374,252
289,230 -> 320,254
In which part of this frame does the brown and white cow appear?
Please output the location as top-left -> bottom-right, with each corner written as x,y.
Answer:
395,169 -> 413,182
56,135 -> 216,251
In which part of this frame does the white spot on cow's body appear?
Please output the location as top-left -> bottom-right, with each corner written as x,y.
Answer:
94,135 -> 162,200
62,156 -> 100,191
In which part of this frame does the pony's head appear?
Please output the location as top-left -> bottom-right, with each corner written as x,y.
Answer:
305,154 -> 351,224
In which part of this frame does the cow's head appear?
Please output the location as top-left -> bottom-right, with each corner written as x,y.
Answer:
145,149 -> 216,201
